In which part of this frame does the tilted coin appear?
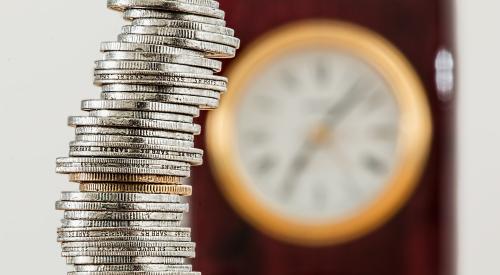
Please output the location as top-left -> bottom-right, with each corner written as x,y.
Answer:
95,60 -> 213,75
56,201 -> 189,212
80,100 -> 200,116
69,173 -> 182,184
101,92 -> 219,108
68,117 -> 201,134
94,69 -> 227,91
88,110 -> 193,123
68,271 -> 200,275
58,234 -> 191,243
122,26 -> 240,48
108,0 -> 225,19
63,211 -> 184,221
101,84 -> 221,98
100,42 -> 202,56
61,249 -> 195,258
102,51 -> 222,72
66,256 -> 186,265
124,9 -> 226,27
118,34 -> 235,58
61,220 -> 182,228
79,183 -> 192,195
57,227 -> 191,242
131,19 -> 234,36
56,157 -> 190,177
60,192 -> 182,203
62,241 -> 195,249
73,264 -> 193,272
69,141 -> 203,165
75,127 -> 194,141
74,134 -> 194,147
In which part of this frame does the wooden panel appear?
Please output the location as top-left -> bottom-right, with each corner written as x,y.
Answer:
192,0 -> 455,274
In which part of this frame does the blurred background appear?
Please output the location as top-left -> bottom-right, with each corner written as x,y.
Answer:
0,0 -> 497,274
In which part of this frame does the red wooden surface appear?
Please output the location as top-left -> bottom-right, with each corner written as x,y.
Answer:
191,0 -> 456,274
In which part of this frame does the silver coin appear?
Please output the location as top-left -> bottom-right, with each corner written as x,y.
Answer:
94,70 -> 227,91
68,271 -> 200,275
108,0 -> 225,19
62,241 -> 195,249
118,34 -> 235,58
58,228 -> 191,242
122,26 -> 240,48
55,157 -> 190,177
101,92 -> 219,108
60,192 -> 182,203
62,249 -> 195,258
102,51 -> 221,72
63,211 -> 184,221
100,42 -> 202,56
56,201 -> 189,212
95,60 -> 213,75
74,134 -> 194,147
80,100 -> 200,116
88,110 -> 193,123
73,264 -> 193,272
67,117 -> 201,134
131,19 -> 234,36
124,9 -> 226,27
58,235 -> 191,243
61,220 -> 182,228
74,127 -> 194,141
68,142 -> 203,165
66,256 -> 185,265
101,84 -> 221,98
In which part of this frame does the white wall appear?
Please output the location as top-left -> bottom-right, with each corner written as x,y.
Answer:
456,1 -> 500,274
0,1 -> 496,274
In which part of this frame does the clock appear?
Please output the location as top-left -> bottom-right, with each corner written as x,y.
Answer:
206,21 -> 432,246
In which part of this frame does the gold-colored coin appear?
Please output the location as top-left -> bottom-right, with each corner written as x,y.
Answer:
69,173 -> 181,185
80,183 -> 192,196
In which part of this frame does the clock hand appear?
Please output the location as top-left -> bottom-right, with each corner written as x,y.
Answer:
279,79 -> 367,199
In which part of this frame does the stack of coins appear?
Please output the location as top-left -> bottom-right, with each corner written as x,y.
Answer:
55,1 -> 239,274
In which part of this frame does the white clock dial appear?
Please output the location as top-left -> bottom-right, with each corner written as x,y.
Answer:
235,48 -> 400,222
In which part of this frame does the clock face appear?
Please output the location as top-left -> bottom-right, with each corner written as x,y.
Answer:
207,21 -> 431,246
235,49 -> 400,222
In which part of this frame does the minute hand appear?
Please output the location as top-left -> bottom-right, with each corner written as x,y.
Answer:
279,80 -> 367,200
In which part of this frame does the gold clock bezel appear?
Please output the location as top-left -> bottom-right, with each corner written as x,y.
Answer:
206,20 -> 432,246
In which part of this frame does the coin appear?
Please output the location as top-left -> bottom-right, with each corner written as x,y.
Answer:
101,92 -> 219,108
124,9 -> 226,27
74,134 -> 194,147
81,100 -> 200,116
74,127 -> 194,141
107,0 -> 225,19
60,192 -> 182,203
67,117 -> 201,134
66,256 -> 186,265
102,51 -> 222,72
73,264 -> 193,272
131,19 -> 234,36
69,173 -> 182,184
63,211 -> 184,221
101,84 -> 221,98
95,60 -> 213,75
79,184 -> 192,195
118,34 -> 236,58
61,220 -> 182,228
56,201 -> 189,212
121,26 -> 240,48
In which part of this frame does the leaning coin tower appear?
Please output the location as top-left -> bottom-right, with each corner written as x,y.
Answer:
55,1 -> 239,274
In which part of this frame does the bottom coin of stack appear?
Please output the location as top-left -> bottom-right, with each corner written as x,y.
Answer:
56,191 -> 200,275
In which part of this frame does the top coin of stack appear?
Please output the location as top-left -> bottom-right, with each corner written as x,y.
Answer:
55,1 -> 239,274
